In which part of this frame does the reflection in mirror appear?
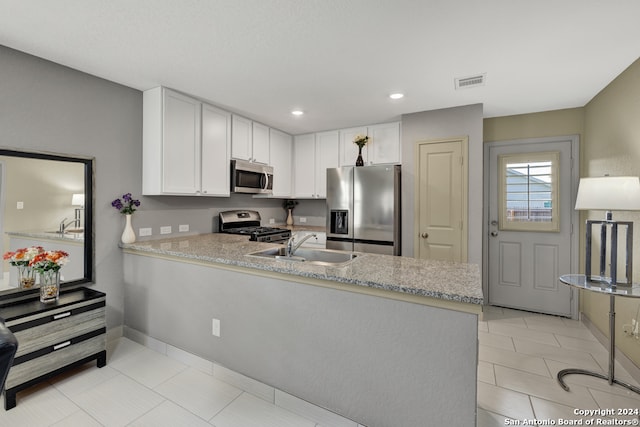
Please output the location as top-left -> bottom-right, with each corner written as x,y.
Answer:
0,150 -> 93,294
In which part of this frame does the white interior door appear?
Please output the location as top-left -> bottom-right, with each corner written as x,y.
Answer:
415,138 -> 468,262
487,137 -> 578,317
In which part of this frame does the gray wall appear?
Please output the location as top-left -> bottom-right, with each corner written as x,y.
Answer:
124,253 -> 478,427
400,104 -> 484,269
0,45 -> 325,327
0,45 -> 142,328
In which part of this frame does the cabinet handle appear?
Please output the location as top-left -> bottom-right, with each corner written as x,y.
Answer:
53,312 -> 71,320
53,341 -> 71,351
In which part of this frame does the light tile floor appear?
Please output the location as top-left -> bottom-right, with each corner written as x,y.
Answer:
1,306 -> 639,426
478,305 -> 640,426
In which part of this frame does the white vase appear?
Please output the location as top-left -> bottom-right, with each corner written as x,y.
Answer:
286,209 -> 293,226
121,214 -> 136,244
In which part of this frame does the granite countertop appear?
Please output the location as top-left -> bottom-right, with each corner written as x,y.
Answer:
6,230 -> 85,242
122,233 -> 483,305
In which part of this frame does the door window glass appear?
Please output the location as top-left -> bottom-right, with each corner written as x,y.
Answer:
499,151 -> 560,232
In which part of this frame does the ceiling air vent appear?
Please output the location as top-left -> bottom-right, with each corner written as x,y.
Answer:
454,73 -> 486,90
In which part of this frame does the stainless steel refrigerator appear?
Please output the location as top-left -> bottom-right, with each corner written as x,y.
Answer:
326,165 -> 401,255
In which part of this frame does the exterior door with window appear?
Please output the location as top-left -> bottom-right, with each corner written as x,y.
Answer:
487,137 -> 577,317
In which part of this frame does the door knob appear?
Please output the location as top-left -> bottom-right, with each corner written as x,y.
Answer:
421,232 -> 429,239
490,231 -> 498,237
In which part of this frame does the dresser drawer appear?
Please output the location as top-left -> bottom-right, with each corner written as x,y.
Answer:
12,307 -> 105,357
0,287 -> 107,410
5,334 -> 106,389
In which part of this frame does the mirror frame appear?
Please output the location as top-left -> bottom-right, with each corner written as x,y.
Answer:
0,148 -> 94,297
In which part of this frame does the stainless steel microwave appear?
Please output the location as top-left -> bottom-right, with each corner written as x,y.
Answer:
230,159 -> 274,194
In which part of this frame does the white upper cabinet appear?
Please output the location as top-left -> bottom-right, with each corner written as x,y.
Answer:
339,122 -> 401,166
293,131 -> 339,198
339,126 -> 368,167
231,115 -> 270,164
315,130 -> 339,198
231,115 -> 253,161
292,134 -> 316,198
367,122 -> 401,164
269,128 -> 292,197
252,122 -> 270,164
201,103 -> 232,196
143,87 -> 231,196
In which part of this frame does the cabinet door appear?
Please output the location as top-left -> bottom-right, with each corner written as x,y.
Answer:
339,126 -> 368,166
293,134 -> 316,198
231,115 -> 253,161
252,122 -> 270,164
201,104 -> 231,196
315,131 -> 340,198
162,90 -> 201,194
368,122 -> 401,164
269,128 -> 292,197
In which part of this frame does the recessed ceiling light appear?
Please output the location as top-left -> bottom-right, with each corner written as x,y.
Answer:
389,93 -> 404,100
291,110 -> 304,116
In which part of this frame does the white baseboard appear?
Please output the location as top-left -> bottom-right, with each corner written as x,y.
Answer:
581,313 -> 640,385
120,326 -> 363,427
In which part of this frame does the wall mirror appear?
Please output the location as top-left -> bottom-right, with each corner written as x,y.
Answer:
0,149 -> 93,296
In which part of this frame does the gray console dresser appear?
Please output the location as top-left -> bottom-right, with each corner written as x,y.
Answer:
0,287 -> 106,409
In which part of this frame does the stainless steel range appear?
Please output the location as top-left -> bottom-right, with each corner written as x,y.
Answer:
218,210 -> 291,243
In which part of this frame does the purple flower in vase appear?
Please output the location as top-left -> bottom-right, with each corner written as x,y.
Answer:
112,193 -> 141,215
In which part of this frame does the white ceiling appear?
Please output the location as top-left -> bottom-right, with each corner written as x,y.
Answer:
1,0 -> 639,135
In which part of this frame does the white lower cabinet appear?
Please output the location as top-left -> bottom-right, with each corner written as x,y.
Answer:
293,132 -> 339,198
143,87 -> 231,196
297,231 -> 326,249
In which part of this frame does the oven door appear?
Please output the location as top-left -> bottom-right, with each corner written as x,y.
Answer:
231,160 -> 274,194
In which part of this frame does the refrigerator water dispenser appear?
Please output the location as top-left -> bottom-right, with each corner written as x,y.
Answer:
330,210 -> 349,234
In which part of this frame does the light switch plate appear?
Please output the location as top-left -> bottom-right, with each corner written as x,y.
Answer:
139,227 -> 152,237
160,226 -> 172,235
179,224 -> 189,232
212,318 -> 221,337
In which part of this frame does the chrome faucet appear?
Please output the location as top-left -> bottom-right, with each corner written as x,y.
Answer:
59,217 -> 79,233
285,233 -> 317,258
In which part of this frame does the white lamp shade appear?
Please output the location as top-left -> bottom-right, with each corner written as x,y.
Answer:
71,193 -> 85,206
575,176 -> 640,211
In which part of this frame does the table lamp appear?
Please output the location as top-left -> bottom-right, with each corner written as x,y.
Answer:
71,193 -> 85,228
574,176 -> 640,286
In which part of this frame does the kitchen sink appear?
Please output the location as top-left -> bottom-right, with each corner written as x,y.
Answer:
45,229 -> 84,235
247,247 -> 359,266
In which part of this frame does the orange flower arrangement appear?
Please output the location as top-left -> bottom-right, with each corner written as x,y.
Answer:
29,250 -> 69,273
3,246 -> 44,266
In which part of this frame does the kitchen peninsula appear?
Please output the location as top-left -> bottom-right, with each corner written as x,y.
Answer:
122,233 -> 482,427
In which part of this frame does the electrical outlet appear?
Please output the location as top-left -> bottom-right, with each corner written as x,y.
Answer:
139,227 -> 152,237
269,218 -> 275,224
299,217 -> 307,223
212,318 -> 221,337
16,201 -> 24,210
179,224 -> 189,232
160,226 -> 172,235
